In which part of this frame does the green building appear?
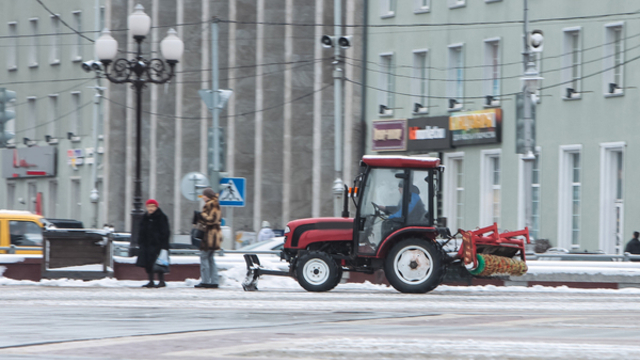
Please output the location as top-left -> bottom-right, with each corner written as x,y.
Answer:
364,0 -> 638,253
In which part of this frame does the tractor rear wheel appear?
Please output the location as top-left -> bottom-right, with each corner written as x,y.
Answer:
384,238 -> 445,294
295,251 -> 342,292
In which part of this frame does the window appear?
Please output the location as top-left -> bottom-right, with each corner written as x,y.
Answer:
6,183 -> 16,209
562,28 -> 582,99
48,95 -> 58,137
70,179 -> 81,220
412,50 -> 429,113
414,0 -> 430,13
7,22 -> 17,70
378,53 -> 394,116
448,0 -> 466,9
480,149 -> 501,226
27,183 -> 37,212
9,221 -> 43,246
604,23 -> 624,95
72,11 -> 82,61
380,0 -> 395,18
49,180 -> 58,218
71,92 -> 81,135
483,38 -> 501,106
26,97 -> 37,139
447,44 -> 464,110
558,145 -> 581,250
29,18 -> 39,67
599,142 -> 625,254
50,15 -> 60,65
444,152 -> 464,231
4,98 -> 16,147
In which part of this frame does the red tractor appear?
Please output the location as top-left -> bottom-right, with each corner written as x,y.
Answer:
243,155 -> 530,293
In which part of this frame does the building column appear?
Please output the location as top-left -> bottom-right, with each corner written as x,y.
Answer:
311,0 -> 324,218
173,0 -> 184,235
282,0 -> 293,224
253,0 -> 265,231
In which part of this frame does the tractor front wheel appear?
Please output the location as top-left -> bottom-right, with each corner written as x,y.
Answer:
384,238 -> 445,294
295,251 -> 342,292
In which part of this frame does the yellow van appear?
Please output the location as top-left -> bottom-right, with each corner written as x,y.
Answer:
0,210 -> 44,254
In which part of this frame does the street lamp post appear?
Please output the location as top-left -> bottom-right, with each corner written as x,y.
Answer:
94,4 -> 184,254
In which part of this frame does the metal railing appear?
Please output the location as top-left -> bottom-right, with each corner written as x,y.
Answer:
527,252 -> 640,262
166,249 -> 282,256
0,245 -> 42,254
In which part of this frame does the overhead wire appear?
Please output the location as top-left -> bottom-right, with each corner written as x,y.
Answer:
101,83 -> 332,120
35,0 -> 95,43
13,100 -> 93,136
345,49 -> 640,100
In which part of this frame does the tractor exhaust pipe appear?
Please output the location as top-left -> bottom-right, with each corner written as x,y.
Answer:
341,184 -> 350,218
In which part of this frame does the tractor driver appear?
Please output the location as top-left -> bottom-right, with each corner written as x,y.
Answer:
375,181 -> 427,237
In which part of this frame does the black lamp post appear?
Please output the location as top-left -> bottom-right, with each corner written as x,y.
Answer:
95,4 -> 184,254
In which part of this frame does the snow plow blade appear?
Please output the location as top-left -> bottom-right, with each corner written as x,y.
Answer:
242,254 -> 291,291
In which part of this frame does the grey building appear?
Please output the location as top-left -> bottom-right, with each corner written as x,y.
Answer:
0,0 -> 107,228
1,0 -> 365,239
365,0 -> 639,253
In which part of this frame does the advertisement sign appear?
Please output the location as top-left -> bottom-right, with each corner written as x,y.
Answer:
2,146 -> 57,178
372,119 -> 407,152
449,108 -> 502,146
407,116 -> 452,151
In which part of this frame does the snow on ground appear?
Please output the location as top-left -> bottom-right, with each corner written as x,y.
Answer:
3,262 -> 640,296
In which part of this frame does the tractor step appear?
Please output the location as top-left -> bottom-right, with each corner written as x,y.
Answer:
242,254 -> 291,291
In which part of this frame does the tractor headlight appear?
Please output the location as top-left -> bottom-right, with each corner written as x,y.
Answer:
284,226 -> 290,234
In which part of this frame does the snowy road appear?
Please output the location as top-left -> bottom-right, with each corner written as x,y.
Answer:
1,275 -> 640,359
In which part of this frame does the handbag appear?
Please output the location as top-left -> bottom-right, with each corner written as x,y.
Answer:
153,249 -> 170,273
191,223 -> 206,247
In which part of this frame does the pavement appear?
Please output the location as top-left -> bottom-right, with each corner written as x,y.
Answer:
1,284 -> 640,359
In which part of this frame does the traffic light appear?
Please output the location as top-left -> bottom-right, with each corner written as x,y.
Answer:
0,87 -> 17,147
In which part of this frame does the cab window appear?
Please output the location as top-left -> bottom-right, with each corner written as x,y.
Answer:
9,221 -> 43,246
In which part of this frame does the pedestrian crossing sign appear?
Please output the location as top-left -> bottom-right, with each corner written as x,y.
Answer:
219,177 -> 246,207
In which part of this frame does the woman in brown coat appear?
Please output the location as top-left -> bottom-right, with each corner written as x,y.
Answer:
194,188 -> 222,288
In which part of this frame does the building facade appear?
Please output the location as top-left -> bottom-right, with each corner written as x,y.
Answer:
1,0 -> 365,239
0,0 -> 107,228
365,0 -> 639,253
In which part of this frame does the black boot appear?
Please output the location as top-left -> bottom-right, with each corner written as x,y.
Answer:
156,272 -> 166,288
142,272 -> 155,288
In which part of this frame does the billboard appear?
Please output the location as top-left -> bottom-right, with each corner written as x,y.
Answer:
2,146 -> 57,178
407,116 -> 452,152
372,119 -> 407,152
449,108 -> 502,146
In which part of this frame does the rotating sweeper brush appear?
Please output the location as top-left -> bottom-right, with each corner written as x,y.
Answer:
459,223 -> 530,277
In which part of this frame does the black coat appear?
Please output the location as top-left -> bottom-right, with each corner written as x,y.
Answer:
625,238 -> 640,255
135,208 -> 171,272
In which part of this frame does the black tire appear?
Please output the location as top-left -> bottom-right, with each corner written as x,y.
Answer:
295,251 -> 342,292
384,238 -> 446,294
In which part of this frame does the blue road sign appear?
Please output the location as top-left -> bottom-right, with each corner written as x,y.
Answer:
219,177 -> 246,207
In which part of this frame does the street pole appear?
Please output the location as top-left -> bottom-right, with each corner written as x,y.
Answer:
89,76 -> 103,228
522,0 -> 536,234
210,17 -> 221,193
332,0 -> 344,217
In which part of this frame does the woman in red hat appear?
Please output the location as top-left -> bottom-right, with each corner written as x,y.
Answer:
135,199 -> 171,288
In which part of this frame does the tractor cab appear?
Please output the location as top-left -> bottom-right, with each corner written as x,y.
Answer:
352,156 -> 441,256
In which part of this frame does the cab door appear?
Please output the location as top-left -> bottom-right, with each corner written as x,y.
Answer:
355,168 -> 407,255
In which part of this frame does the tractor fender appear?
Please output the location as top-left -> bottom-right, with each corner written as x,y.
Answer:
376,226 -> 437,259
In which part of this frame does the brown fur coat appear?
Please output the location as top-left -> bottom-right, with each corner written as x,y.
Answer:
199,195 -> 222,251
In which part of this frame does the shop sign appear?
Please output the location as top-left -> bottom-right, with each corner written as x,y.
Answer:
407,116 -> 452,151
449,108 -> 502,146
372,119 -> 407,151
1,146 -> 57,178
